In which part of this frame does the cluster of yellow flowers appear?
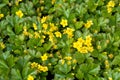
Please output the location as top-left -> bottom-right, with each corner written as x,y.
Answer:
0,13 -> 4,19
107,1 -> 115,13
84,20 -> 93,28
0,42 -> 5,49
31,62 -> 48,72
63,28 -> 74,38
27,75 -> 34,80
73,35 -> 94,53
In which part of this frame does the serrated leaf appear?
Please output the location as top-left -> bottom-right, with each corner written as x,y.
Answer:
11,69 -> 22,80
59,63 -> 71,74
112,55 -> 120,66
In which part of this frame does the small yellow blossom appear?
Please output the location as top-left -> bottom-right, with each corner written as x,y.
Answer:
72,59 -> 77,64
49,23 -> 58,32
27,75 -> 34,80
41,16 -> 47,23
78,47 -> 88,53
42,23 -> 48,30
108,77 -> 112,80
108,54 -> 113,59
41,53 -> 48,61
87,46 -> 94,52
0,42 -> 5,49
61,59 -> 65,65
65,56 -> 72,60
97,45 -> 101,49
60,19 -> 68,27
84,20 -> 93,28
34,32 -> 40,38
0,14 -> 4,19
31,62 -> 38,68
33,23 -> 37,30
24,50 -> 28,54
104,60 -> 109,65
40,0 -> 44,4
37,65 -> 48,72
53,45 -> 57,49
105,64 -> 110,69
107,1 -> 115,8
67,61 -> 71,65
63,28 -> 74,38
52,0 -> 56,4
55,31 -> 62,38
107,7 -> 112,13
42,66 -> 48,72
16,10 -> 23,18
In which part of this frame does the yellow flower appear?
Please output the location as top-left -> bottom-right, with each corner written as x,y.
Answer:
34,32 -> 40,38
72,59 -> 77,64
107,7 -> 112,13
41,53 -> 48,61
67,61 -> 71,65
0,14 -> 4,19
37,65 -> 48,72
52,0 -> 56,4
84,20 -> 93,28
63,28 -> 74,38
107,1 -> 115,8
42,66 -> 48,72
27,75 -> 34,80
65,56 -> 72,60
42,23 -> 48,30
108,77 -> 112,80
55,31 -> 62,38
78,47 -> 88,53
60,19 -> 68,27
104,60 -> 109,65
87,46 -> 94,52
108,54 -> 114,59
61,59 -> 65,65
97,45 -> 101,49
0,42 -> 5,49
16,10 -> 23,18
41,16 -> 47,23
31,62 -> 38,68
33,23 -> 37,30
49,23 -> 58,32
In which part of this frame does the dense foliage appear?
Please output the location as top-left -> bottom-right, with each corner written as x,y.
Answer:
0,0 -> 120,80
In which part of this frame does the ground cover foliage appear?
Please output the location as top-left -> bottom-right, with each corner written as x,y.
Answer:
0,0 -> 120,80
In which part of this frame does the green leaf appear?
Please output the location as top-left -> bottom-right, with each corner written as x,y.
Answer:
89,65 -> 100,75
112,55 -> 120,66
0,4 -> 6,9
0,59 -> 9,69
11,69 -> 22,80
7,55 -> 15,68
74,30 -> 82,39
43,42 -> 53,52
76,69 -> 84,79
59,63 -> 71,74
74,52 -> 85,64
75,21 -> 84,29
